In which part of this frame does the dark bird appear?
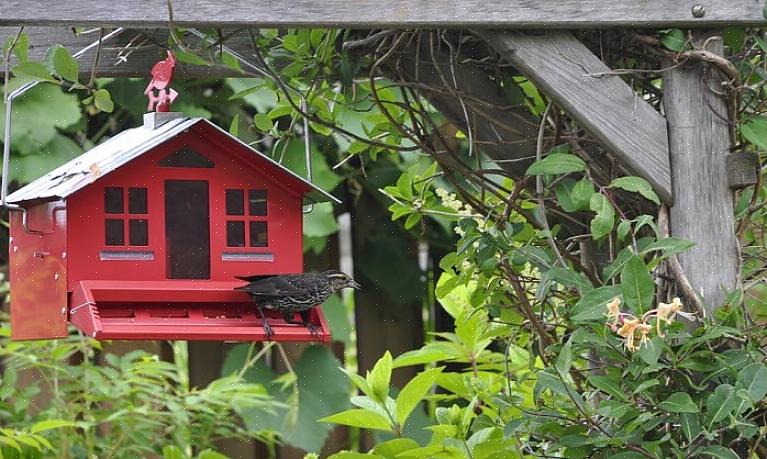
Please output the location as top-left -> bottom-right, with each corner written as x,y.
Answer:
235,270 -> 360,339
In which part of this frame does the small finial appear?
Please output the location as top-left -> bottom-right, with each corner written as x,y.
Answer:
144,50 -> 179,112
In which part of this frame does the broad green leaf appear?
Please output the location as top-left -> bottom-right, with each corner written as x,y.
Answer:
373,438 -> 419,459
555,335 -> 573,376
741,116 -> 767,150
660,392 -> 699,413
696,446 -> 740,459
12,61 -> 56,82
571,177 -> 595,210
48,45 -> 79,82
706,384 -> 739,425
174,49 -> 211,66
640,237 -> 694,258
253,112 -> 274,132
395,367 -> 443,427
93,89 -> 114,113
620,256 -> 655,313
588,375 -> 626,400
680,412 -> 701,442
589,193 -> 614,240
229,113 -> 239,136
660,28 -> 687,51
570,286 -> 621,322
617,220 -> 631,240
368,351 -> 393,404
12,32 -> 29,62
303,202 -> 338,238
608,176 -> 660,204
636,336 -> 663,366
162,445 -> 186,459
525,153 -> 586,176
555,179 -> 579,212
328,453 -> 384,459
197,450 -> 229,459
30,419 -> 75,433
320,409 -> 392,431
735,363 -> 767,401
393,347 -> 453,368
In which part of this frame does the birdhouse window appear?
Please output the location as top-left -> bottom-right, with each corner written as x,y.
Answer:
103,187 -> 149,247
225,189 -> 268,247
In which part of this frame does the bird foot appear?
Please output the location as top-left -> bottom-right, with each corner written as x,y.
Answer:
306,323 -> 321,339
262,320 -> 274,341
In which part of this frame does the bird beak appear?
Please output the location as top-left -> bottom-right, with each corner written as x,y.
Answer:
349,280 -> 362,290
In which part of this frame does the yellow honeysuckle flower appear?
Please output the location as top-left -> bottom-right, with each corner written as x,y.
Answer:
617,317 -> 640,351
605,297 -> 622,324
655,297 -> 684,337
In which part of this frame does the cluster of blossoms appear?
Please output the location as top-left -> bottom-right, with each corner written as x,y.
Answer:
605,297 -> 694,351
435,188 -> 486,236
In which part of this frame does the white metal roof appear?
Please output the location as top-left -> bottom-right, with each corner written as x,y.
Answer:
6,115 -> 341,205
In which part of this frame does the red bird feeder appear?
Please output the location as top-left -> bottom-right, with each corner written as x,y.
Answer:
7,109 -> 339,342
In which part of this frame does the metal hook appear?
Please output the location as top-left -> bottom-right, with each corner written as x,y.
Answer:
1,27 -> 126,209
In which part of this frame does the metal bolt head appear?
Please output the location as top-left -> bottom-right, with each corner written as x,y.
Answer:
12,246 -> 17,252
54,273 -> 59,281
62,251 -> 67,259
691,4 -> 706,17
61,306 -> 67,315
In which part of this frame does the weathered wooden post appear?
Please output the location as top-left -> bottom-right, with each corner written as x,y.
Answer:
663,34 -> 740,316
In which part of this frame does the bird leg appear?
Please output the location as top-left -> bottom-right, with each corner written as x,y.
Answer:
257,305 -> 274,341
282,310 -> 321,339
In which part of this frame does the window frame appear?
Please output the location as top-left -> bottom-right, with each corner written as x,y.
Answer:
103,186 -> 150,249
224,188 -> 269,249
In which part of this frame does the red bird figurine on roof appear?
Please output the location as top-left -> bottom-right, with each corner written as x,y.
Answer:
144,50 -> 179,112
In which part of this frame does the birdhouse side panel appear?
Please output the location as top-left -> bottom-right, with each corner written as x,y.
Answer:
9,202 -> 68,340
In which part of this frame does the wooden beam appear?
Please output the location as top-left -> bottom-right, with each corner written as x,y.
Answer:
664,33 -> 739,315
476,30 -> 673,203
0,1 -> 764,28
0,27 -> 246,78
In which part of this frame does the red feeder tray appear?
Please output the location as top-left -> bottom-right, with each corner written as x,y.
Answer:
68,280 -> 331,342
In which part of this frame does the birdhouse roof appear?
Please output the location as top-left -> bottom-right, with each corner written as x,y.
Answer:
6,115 -> 341,205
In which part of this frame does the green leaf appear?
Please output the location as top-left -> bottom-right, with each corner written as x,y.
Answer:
588,375 -> 626,400
555,179 -> 579,212
660,28 -> 687,51
570,286 -> 621,322
93,89 -> 114,113
174,49 -> 211,66
736,364 -> 767,401
253,112 -> 274,132
525,153 -> 586,176
395,367 -> 443,428
706,384 -> 739,425
197,450 -> 229,459
680,412 -> 701,442
328,453 -> 384,459
696,446 -> 740,459
322,293 -> 351,346
368,351 -> 393,404
640,237 -> 694,258
303,202 -> 338,238
741,116 -> 767,150
617,220 -> 631,240
162,445 -> 187,459
48,45 -> 79,82
608,176 -> 660,205
660,392 -> 699,413
320,409 -> 392,431
555,335 -> 574,376
373,438 -> 420,459
636,336 -> 663,366
620,256 -> 655,313
229,113 -> 239,136
12,61 -> 56,82
30,419 -> 75,433
589,193 -> 614,240
571,177 -> 595,210
12,32 -> 29,63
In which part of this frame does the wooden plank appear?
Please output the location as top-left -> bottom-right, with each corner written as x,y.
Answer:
0,27 -> 246,78
664,33 -> 739,316
0,0 -> 764,27
476,30 -> 673,203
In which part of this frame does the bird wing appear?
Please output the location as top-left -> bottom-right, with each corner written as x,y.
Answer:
235,275 -> 308,297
